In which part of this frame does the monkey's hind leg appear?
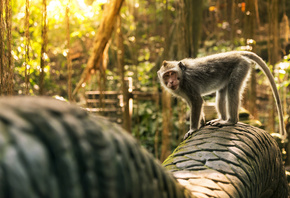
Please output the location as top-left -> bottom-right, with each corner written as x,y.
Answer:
208,64 -> 250,127
207,87 -> 227,126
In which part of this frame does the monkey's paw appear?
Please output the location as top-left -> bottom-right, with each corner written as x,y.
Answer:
206,119 -> 236,127
183,129 -> 197,140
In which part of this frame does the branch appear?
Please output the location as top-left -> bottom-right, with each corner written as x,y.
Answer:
72,0 -> 125,98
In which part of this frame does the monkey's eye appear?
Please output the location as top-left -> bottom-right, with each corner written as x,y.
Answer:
163,73 -> 170,79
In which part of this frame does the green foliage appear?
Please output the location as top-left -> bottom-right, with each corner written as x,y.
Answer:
131,99 -> 185,156
12,0 -> 105,95
132,101 -> 161,154
276,54 -> 290,91
9,0 -> 290,157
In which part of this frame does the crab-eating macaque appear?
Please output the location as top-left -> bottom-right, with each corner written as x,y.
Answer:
157,51 -> 287,140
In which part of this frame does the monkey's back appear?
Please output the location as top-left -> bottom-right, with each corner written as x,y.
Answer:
180,53 -> 251,95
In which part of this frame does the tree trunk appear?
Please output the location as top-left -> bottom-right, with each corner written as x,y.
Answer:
39,0 -> 47,95
5,0 -> 12,95
72,0 -> 125,97
228,0 -> 236,44
254,0 -> 261,30
97,41 -> 109,115
0,0 -> 4,95
160,90 -> 172,162
183,0 -> 203,58
267,0 -> 280,133
116,15 -> 131,133
175,0 -> 203,140
160,0 -> 172,162
176,0 -> 188,140
177,0 -> 186,59
66,1 -> 72,101
0,0 -> 13,96
25,0 -> 30,95
243,0 -> 257,119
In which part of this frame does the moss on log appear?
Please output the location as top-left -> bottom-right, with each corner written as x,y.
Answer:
163,123 -> 288,198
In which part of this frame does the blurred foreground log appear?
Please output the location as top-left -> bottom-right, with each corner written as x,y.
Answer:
0,97 -> 190,198
163,123 -> 288,198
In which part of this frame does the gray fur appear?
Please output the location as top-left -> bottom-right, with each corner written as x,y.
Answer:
157,51 -> 286,140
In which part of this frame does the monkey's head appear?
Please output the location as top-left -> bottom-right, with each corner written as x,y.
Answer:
157,60 -> 186,92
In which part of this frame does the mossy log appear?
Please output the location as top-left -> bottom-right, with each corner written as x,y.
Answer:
0,97 -> 190,198
163,123 -> 288,198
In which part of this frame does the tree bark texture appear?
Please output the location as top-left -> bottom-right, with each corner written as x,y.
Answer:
116,15 -> 131,133
267,0 -> 280,133
243,0 -> 257,119
66,1 -> 72,101
0,0 -> 13,95
160,90 -> 172,162
163,123 -> 288,197
39,0 -> 47,95
0,0 -> 4,95
228,0 -> 236,43
5,0 -> 12,95
72,0 -> 125,97
183,0 -> 203,58
160,0 -> 172,162
25,0 -> 30,95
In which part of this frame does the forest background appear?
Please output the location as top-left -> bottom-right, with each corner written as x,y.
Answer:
1,0 -> 290,162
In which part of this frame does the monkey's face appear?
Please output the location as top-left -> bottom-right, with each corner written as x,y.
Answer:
157,61 -> 181,91
162,71 -> 180,90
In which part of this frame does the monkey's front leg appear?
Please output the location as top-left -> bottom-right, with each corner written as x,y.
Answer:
184,95 -> 203,140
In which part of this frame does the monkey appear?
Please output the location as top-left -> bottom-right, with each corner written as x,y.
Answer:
157,51 -> 287,140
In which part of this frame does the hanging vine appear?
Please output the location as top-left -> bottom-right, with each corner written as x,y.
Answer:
0,0 -> 3,95
6,0 -> 12,95
66,0 -> 72,101
24,0 -> 30,95
39,0 -> 47,95
0,0 -> 12,95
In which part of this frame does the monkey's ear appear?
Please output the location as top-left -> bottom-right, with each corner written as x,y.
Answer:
162,60 -> 168,67
178,62 -> 186,71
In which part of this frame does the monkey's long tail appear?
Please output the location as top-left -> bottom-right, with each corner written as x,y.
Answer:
241,51 -> 287,141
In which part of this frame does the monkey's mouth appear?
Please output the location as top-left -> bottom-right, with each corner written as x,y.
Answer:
170,85 -> 179,90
